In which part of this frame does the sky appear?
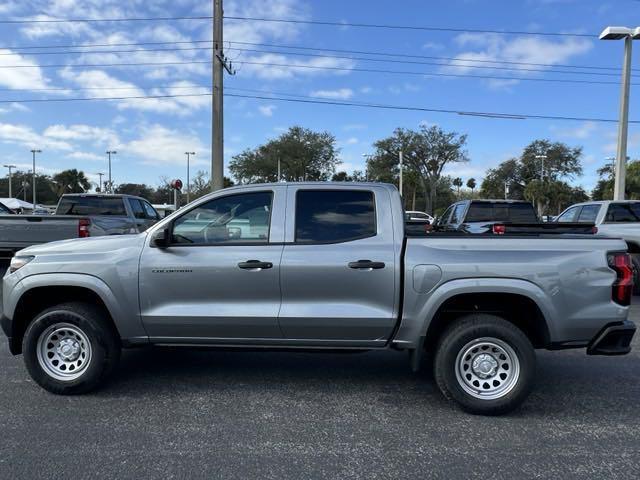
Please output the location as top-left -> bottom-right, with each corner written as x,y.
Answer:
0,0 -> 639,193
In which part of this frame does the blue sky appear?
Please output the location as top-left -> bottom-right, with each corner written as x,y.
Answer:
0,0 -> 639,192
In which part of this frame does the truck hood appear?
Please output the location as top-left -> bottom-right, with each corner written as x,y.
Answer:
18,233 -> 148,257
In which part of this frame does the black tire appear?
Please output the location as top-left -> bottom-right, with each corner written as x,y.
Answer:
434,314 -> 536,416
631,255 -> 640,296
22,302 -> 121,395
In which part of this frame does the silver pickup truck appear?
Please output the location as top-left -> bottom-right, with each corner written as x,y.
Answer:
1,183 -> 636,415
0,194 -> 160,258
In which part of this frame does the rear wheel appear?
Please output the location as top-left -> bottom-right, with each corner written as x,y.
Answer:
434,314 -> 535,415
22,302 -> 120,395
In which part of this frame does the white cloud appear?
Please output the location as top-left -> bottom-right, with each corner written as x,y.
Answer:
238,53 -> 355,80
225,0 -> 309,44
0,123 -> 72,150
552,121 -> 597,140
0,50 -> 51,90
445,33 -> 593,87
345,137 -> 359,145
67,151 -> 105,162
125,125 -> 209,166
258,104 -> 276,117
43,124 -> 119,146
310,88 -> 354,100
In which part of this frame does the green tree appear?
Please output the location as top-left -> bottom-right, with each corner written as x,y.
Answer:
52,169 -> 91,197
466,177 -> 476,194
115,183 -> 155,199
592,160 -> 640,200
480,158 -> 524,200
371,125 -> 469,214
0,170 -> 58,204
332,171 -> 353,182
453,177 -> 463,196
229,126 -> 340,184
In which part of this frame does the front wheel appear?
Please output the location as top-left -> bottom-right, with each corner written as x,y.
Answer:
22,302 -> 121,395
434,314 -> 536,415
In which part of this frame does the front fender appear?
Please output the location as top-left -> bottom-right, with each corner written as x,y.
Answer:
4,273 -> 146,340
392,277 -> 558,348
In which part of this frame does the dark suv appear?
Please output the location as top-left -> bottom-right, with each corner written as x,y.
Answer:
435,200 -> 539,234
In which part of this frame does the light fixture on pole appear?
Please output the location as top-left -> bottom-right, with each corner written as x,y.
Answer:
534,155 -> 547,181
106,150 -> 117,193
3,164 -> 16,198
96,172 -> 105,192
30,149 -> 41,206
185,152 -> 195,203
600,26 -> 640,200
398,151 -> 404,197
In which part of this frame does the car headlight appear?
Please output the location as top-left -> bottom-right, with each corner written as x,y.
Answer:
9,255 -> 34,273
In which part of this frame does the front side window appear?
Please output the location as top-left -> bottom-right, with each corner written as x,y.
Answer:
557,206 -> 580,223
129,199 -> 146,219
438,205 -> 455,225
295,190 -> 376,243
172,192 -> 272,245
143,201 -> 160,220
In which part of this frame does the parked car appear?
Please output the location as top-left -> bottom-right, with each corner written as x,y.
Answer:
1,183 -> 635,415
556,200 -> 640,293
0,201 -> 13,215
434,199 -> 540,233
0,194 -> 160,258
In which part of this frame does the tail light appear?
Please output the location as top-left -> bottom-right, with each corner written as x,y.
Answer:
492,224 -> 506,235
592,226 -> 599,234
608,252 -> 633,306
78,218 -> 91,238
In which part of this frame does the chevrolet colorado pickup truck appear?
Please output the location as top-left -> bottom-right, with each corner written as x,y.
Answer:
1,183 -> 636,415
0,194 -> 160,258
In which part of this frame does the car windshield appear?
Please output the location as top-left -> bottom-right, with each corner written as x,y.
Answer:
465,202 -> 538,223
56,197 -> 126,216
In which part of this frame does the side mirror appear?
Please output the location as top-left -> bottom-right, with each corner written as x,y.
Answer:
151,227 -> 171,249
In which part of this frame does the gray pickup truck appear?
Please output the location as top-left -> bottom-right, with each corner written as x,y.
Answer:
0,194 -> 160,258
1,183 -> 636,415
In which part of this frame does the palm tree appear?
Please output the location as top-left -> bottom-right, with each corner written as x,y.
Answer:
52,169 -> 91,197
453,177 -> 463,197
466,178 -> 477,196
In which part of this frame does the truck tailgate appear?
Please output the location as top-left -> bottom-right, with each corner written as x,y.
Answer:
0,215 -> 82,255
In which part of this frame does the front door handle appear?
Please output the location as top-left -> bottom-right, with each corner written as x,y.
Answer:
348,260 -> 385,270
238,260 -> 273,270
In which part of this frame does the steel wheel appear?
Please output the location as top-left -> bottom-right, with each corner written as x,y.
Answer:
36,322 -> 93,382
454,337 -> 520,400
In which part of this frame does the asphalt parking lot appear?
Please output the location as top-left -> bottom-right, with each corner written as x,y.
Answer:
1,262 -> 639,479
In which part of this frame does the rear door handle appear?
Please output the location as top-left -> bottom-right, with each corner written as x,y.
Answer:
348,260 -> 385,270
238,260 -> 273,270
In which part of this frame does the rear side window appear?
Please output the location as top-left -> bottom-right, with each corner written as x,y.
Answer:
295,190 -> 376,243
143,201 -> 159,220
557,206 -> 580,223
606,203 -> 640,222
56,197 -> 126,216
465,203 -> 537,223
577,204 -> 600,222
450,204 -> 466,224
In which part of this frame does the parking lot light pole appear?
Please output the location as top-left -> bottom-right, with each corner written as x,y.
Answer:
185,152 -> 195,203
600,26 -> 640,200
3,164 -> 16,198
30,149 -> 41,206
534,155 -> 547,181
106,150 -> 116,193
96,172 -> 105,192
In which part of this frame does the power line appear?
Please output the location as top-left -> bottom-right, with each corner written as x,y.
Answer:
0,88 -> 636,125
2,40 -> 213,50
225,16 -> 594,38
0,60 -> 212,68
234,60 -> 631,86
0,15 -> 213,24
227,47 -> 619,77
0,46 -> 214,56
224,93 -> 638,123
227,40 -> 629,73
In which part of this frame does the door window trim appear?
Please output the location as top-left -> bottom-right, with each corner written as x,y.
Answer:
292,188 -> 378,245
166,190 -> 276,247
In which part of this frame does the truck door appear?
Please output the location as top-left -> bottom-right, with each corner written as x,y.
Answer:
138,186 -> 286,341
278,185 -> 400,345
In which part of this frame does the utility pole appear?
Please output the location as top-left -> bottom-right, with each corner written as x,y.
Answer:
30,149 -> 41,206
96,172 -> 105,192
106,150 -> 116,193
3,164 -> 16,197
398,151 -> 404,198
212,0 -> 235,192
185,152 -> 195,203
